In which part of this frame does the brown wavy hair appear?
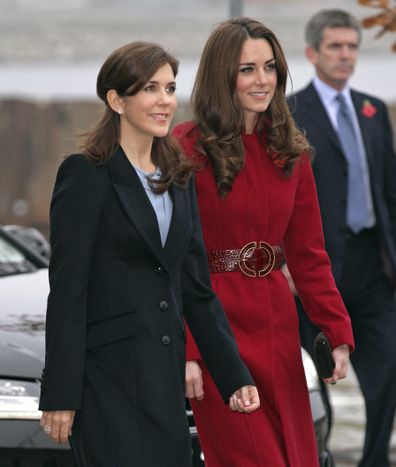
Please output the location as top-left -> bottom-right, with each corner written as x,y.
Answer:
80,41 -> 194,193
192,17 -> 311,197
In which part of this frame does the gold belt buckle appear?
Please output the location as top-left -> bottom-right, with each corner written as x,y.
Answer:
238,241 -> 276,278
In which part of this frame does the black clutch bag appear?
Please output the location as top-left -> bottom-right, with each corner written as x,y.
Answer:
313,332 -> 335,379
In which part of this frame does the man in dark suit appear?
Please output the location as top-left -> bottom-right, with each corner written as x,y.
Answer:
289,9 -> 396,467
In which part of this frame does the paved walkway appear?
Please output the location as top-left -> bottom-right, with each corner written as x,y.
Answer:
329,369 -> 396,466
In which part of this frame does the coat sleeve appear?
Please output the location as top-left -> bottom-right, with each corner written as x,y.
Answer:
39,155 -> 105,411
381,102 -> 396,240
173,122 -> 204,361
283,155 -> 355,351
181,177 -> 254,403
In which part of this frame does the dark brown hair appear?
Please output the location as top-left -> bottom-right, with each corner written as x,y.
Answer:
192,17 -> 311,197
80,41 -> 193,193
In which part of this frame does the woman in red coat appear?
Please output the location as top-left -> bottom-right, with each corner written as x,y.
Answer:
173,18 -> 354,466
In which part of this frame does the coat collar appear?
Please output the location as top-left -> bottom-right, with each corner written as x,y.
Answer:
106,146 -> 188,267
303,83 -> 374,164
302,83 -> 343,154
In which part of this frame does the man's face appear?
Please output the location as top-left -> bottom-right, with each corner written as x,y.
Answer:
306,26 -> 359,90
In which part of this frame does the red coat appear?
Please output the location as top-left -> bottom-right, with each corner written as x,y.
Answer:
173,121 -> 354,467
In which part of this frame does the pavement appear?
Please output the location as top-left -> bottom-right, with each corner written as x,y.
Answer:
329,368 -> 396,466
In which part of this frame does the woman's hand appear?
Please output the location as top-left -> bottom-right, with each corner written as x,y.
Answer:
229,385 -> 260,413
323,344 -> 350,385
185,360 -> 204,401
40,410 -> 75,444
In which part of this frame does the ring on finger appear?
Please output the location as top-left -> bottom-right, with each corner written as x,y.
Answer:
43,425 -> 52,433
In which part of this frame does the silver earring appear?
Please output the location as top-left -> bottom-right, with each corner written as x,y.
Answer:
118,110 -> 123,115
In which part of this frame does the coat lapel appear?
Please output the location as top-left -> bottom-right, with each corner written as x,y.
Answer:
351,91 -> 374,167
302,83 -> 344,154
107,146 -> 165,265
163,182 -> 190,260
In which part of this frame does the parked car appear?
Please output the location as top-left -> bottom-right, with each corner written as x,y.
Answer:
0,225 -> 72,467
0,225 -> 332,466
2,224 -> 51,261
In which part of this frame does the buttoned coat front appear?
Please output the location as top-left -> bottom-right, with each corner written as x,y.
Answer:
39,147 -> 253,467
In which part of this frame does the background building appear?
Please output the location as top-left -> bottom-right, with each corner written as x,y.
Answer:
0,0 -> 395,231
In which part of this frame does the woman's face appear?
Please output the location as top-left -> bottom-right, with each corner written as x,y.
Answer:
236,38 -> 277,133
120,63 -> 177,140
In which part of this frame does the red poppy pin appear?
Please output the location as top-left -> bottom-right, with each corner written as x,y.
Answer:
361,99 -> 377,118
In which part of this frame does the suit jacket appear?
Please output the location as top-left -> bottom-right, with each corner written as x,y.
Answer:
39,147 -> 253,466
289,82 -> 396,285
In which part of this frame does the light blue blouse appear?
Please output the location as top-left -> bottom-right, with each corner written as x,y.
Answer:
132,164 -> 173,247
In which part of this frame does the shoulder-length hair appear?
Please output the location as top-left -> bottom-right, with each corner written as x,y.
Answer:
80,41 -> 193,193
192,17 -> 311,197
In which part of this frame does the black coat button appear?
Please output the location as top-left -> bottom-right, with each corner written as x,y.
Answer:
159,301 -> 168,311
161,335 -> 171,346
155,266 -> 165,275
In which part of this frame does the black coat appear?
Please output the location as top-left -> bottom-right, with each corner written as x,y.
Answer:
39,147 -> 253,467
288,83 -> 396,285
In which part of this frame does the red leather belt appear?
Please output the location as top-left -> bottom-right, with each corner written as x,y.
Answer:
207,241 -> 285,278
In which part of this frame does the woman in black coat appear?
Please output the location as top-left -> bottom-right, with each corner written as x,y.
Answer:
39,42 -> 259,467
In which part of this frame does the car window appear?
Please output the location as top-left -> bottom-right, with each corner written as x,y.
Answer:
0,236 -> 36,276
